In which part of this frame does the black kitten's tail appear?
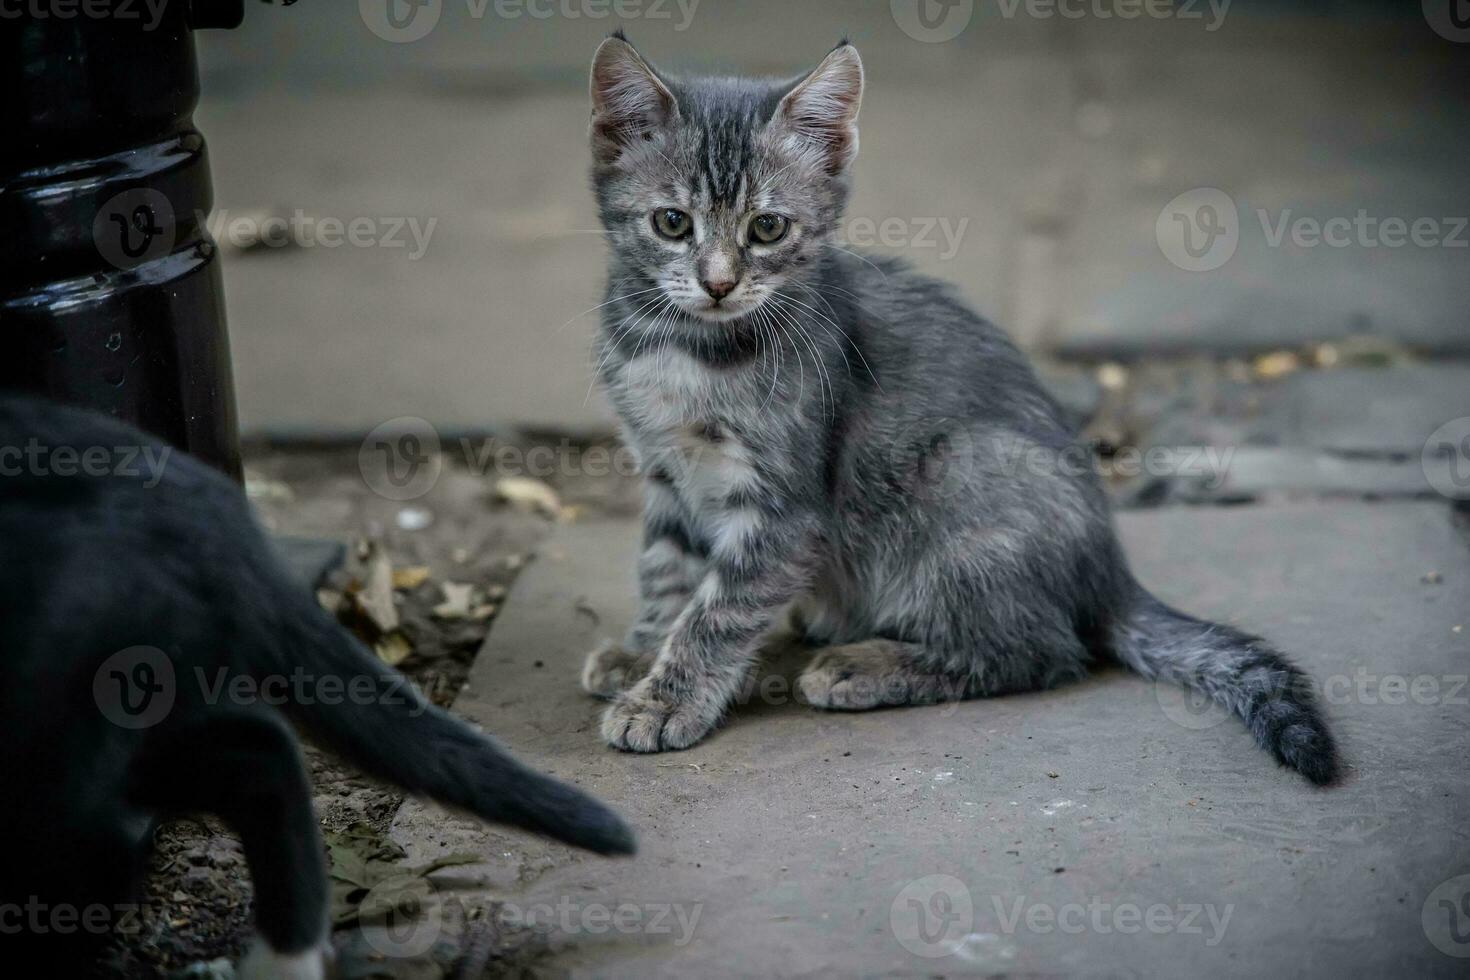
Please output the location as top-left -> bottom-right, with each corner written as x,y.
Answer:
274,596 -> 635,855
1108,583 -> 1339,786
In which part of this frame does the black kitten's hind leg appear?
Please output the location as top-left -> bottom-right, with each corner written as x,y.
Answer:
131,710 -> 330,979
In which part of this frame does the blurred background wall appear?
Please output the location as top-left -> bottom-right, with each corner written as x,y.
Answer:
194,0 -> 1469,437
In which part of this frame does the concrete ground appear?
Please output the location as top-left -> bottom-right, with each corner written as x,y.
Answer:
192,1 -> 1470,436
375,501 -> 1469,978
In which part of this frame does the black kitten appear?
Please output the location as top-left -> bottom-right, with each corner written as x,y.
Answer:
0,394 -> 634,978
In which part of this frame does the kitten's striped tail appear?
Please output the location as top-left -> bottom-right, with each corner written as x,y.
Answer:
1109,583 -> 1339,786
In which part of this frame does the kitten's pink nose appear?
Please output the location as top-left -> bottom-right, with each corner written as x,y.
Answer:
700,277 -> 737,301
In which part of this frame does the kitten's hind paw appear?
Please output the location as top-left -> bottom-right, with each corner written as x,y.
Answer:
601,677 -> 719,752
799,641 -> 969,710
581,640 -> 655,699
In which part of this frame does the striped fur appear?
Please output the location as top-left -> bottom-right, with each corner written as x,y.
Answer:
581,36 -> 1338,785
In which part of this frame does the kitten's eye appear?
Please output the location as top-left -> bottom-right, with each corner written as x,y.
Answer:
652,208 -> 692,240
750,213 -> 790,245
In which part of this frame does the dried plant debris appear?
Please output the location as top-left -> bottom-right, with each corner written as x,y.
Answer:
494,476 -> 575,522
392,566 -> 433,590
351,543 -> 401,634
325,824 -> 479,929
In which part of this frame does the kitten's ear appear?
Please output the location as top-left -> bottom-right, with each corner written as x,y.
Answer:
773,42 -> 864,174
589,34 -> 678,167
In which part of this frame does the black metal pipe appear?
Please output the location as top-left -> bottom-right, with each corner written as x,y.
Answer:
1,0 -> 248,479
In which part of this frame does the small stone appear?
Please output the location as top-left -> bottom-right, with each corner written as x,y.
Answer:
1422,571 -> 1443,585
1046,771 -> 1059,779
395,506 -> 433,531
1096,362 -> 1128,391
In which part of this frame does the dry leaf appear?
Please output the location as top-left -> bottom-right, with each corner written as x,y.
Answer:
373,631 -> 413,666
495,476 -> 564,519
352,544 -> 399,634
1252,350 -> 1300,379
391,566 -> 431,591
469,603 -> 498,621
432,582 -> 478,620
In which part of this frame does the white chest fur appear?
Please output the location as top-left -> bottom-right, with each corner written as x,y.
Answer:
617,350 -> 764,512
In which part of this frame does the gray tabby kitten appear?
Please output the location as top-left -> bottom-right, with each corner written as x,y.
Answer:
580,33 -> 1338,785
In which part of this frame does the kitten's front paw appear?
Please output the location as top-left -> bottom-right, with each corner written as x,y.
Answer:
581,640 -> 654,699
601,677 -> 719,752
